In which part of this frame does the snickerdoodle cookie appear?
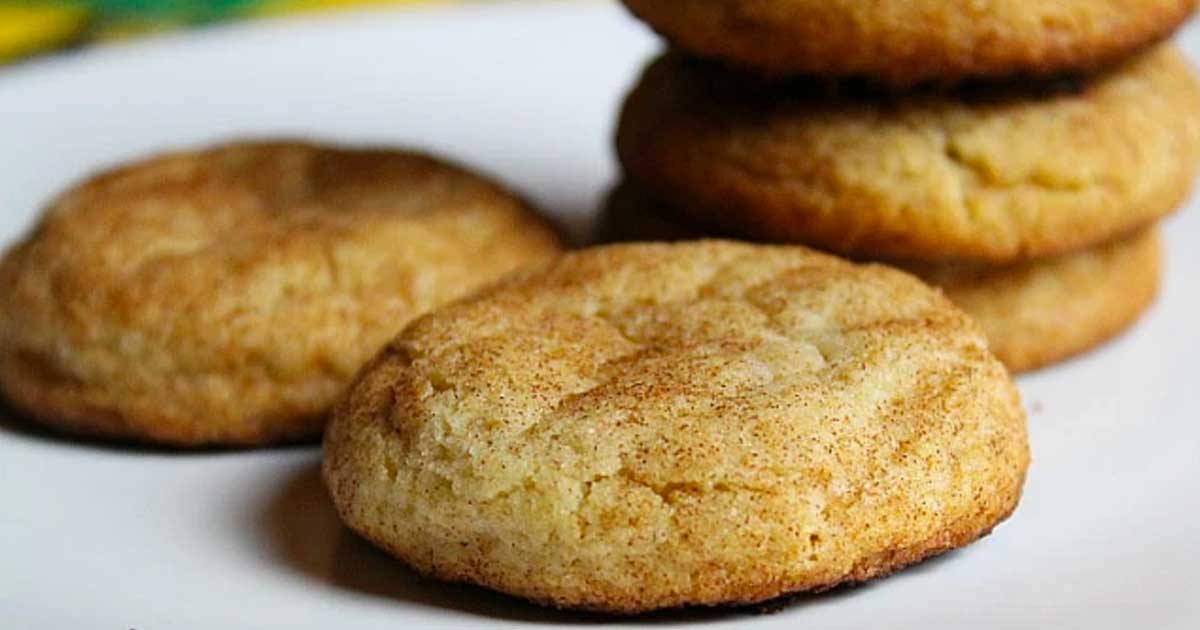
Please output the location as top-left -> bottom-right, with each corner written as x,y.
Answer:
617,46 -> 1200,262
596,182 -> 1163,373
0,140 -> 564,446
324,241 -> 1029,613
908,229 -> 1162,372
620,0 -> 1196,85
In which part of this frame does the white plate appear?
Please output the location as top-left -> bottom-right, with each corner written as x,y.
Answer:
1,2 -> 1198,628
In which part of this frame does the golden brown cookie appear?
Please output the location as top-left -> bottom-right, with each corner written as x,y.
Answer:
913,229 -> 1163,373
620,0 -> 1197,85
0,140 -> 565,447
324,241 -> 1029,613
597,182 -> 1163,373
617,47 -> 1200,263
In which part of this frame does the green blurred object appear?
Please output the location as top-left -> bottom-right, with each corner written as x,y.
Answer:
74,1 -> 259,39
83,0 -> 256,16
0,0 -> 442,62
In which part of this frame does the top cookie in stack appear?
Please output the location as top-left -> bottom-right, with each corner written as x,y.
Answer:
612,1 -> 1200,373
621,0 -> 1197,86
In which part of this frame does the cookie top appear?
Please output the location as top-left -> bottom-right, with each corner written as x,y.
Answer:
621,0 -> 1196,85
324,241 -> 1029,613
618,46 -> 1200,262
0,141 -> 564,446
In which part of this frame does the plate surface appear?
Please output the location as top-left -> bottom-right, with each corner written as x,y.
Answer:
1,2 -> 1198,628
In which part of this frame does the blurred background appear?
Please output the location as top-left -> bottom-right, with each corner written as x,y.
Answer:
0,0 -> 448,63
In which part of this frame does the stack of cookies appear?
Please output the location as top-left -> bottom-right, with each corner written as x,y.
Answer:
608,0 -> 1200,373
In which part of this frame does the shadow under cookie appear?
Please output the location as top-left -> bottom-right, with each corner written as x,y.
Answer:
257,461 -> 900,622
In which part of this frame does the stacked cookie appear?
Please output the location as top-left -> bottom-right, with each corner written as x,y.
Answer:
609,0 -> 1200,373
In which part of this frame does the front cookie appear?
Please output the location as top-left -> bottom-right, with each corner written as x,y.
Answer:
324,241 -> 1029,613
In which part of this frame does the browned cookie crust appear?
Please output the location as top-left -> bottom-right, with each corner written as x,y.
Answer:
324,241 -> 1029,613
0,140 -> 565,447
617,46 -> 1200,263
621,0 -> 1197,86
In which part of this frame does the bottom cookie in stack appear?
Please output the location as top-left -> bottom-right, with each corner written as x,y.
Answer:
597,182 -> 1162,374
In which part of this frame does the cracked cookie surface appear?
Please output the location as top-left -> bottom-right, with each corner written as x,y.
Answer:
620,0 -> 1196,85
0,140 -> 565,446
597,182 -> 1164,373
617,47 -> 1200,262
323,241 -> 1029,613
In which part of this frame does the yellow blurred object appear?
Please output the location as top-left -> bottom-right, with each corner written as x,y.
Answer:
0,4 -> 88,62
251,0 -> 444,17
